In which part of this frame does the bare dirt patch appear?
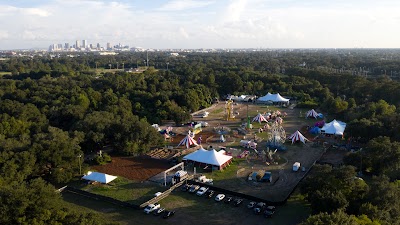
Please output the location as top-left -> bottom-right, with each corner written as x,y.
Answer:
92,157 -> 171,181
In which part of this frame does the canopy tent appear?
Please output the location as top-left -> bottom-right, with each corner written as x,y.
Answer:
306,109 -> 319,119
257,93 -> 290,103
288,130 -> 309,144
321,120 -> 347,136
183,147 -> 233,170
252,113 -> 268,123
177,134 -> 198,148
82,171 -> 117,184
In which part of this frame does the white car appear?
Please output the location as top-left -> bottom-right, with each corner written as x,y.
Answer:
215,194 -> 225,202
196,187 -> 209,196
143,203 -> 160,214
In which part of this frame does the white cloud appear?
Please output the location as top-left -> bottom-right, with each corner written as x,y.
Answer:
158,0 -> 215,11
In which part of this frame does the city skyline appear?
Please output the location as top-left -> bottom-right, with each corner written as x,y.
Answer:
0,0 -> 400,50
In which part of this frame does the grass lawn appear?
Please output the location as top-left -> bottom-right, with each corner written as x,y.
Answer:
78,177 -> 168,205
211,108 -> 224,114
62,186 -> 311,225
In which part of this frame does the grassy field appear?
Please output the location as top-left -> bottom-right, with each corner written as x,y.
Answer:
77,177 -> 168,205
0,72 -> 11,76
62,187 -> 310,225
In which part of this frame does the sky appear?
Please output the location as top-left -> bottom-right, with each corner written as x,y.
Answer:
0,0 -> 399,50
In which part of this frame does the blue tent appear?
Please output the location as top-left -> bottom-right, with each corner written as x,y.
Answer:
309,126 -> 321,135
251,172 -> 258,180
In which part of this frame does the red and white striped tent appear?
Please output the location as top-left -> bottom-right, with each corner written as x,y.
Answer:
252,113 -> 268,124
288,130 -> 309,144
306,109 -> 319,119
177,134 -> 198,148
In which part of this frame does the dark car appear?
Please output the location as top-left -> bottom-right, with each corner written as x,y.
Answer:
233,198 -> 243,206
206,190 -> 215,198
188,185 -> 200,193
254,207 -> 263,215
181,183 -> 192,192
153,208 -> 165,216
163,211 -> 175,219
254,202 -> 266,213
224,196 -> 233,204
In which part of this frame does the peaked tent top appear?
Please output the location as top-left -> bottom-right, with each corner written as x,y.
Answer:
258,93 -> 289,102
183,147 -> 232,167
82,171 -> 117,184
177,134 -> 198,148
321,120 -> 346,135
306,109 -> 319,118
288,130 -> 309,144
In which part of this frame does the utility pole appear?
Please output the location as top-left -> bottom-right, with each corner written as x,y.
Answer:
166,62 -> 169,71
77,154 -> 82,175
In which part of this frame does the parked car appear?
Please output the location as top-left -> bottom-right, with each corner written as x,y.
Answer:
247,201 -> 256,209
188,185 -> 200,193
233,198 -> 243,206
215,194 -> 225,202
254,203 -> 266,214
224,196 -> 233,204
143,203 -> 160,214
181,183 -> 192,192
196,187 -> 209,196
265,206 -> 276,212
154,192 -> 162,197
264,209 -> 275,218
153,208 -> 165,216
163,210 -> 175,219
206,190 -> 215,198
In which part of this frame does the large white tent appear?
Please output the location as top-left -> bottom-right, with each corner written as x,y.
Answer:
183,147 -> 232,170
177,134 -> 198,148
252,113 -> 268,123
257,93 -> 290,103
288,130 -> 309,144
321,120 -> 347,136
306,109 -> 319,119
82,171 -> 117,184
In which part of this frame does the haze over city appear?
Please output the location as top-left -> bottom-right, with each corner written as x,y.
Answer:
0,0 -> 399,50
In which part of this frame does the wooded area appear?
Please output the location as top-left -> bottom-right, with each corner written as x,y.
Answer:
0,50 -> 399,224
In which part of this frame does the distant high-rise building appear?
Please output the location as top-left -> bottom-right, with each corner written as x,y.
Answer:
65,43 -> 70,50
107,42 -> 111,50
89,44 -> 93,49
75,40 -> 80,49
82,40 -> 87,48
97,43 -> 101,49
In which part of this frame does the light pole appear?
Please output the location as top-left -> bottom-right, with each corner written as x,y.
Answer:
166,62 -> 169,71
77,154 -> 82,175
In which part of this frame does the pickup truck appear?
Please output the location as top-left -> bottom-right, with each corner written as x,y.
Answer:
143,203 -> 160,214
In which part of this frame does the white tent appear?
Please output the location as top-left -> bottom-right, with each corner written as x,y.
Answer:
82,171 -> 117,184
183,147 -> 232,170
306,109 -> 319,119
288,130 -> 309,144
321,120 -> 347,136
257,93 -> 289,103
252,113 -> 268,123
177,134 -> 198,148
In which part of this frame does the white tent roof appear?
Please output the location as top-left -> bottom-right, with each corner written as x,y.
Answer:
306,109 -> 319,119
183,147 -> 232,167
289,130 -> 309,144
177,134 -> 198,148
257,93 -> 289,102
82,171 -> 117,184
321,120 -> 347,135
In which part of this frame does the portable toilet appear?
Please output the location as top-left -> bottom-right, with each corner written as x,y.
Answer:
293,162 -> 301,172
